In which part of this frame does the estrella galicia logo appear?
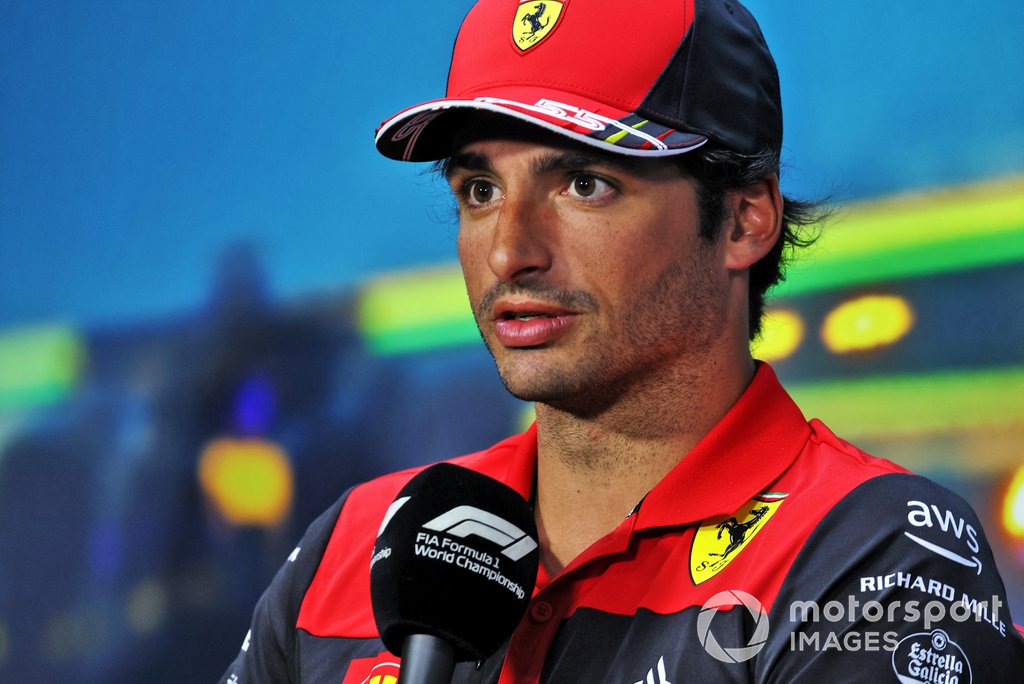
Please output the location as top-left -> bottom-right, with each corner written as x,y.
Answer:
690,493 -> 787,584
697,590 -> 769,663
891,629 -> 972,684
512,0 -> 565,52
423,505 -> 538,561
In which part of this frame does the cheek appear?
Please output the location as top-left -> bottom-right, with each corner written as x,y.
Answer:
456,225 -> 482,270
456,229 -> 489,310
584,212 -> 685,279
455,228 -> 469,264
456,219 -> 491,261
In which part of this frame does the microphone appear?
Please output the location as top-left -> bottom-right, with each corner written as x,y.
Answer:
370,463 -> 540,684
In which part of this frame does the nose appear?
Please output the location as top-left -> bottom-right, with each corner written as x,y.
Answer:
486,193 -> 554,282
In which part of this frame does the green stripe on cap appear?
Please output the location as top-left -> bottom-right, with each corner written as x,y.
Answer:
605,119 -> 651,145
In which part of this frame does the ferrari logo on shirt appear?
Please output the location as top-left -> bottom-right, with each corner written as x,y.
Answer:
513,1 -> 565,51
341,656 -> 401,684
366,674 -> 397,684
361,661 -> 399,684
690,493 -> 787,585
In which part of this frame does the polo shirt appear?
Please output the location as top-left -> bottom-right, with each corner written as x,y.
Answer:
222,364 -> 1024,683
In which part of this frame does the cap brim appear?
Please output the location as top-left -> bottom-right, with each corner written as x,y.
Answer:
375,87 -> 707,162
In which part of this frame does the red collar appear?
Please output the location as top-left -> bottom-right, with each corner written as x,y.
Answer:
634,362 -> 809,529
474,363 -> 808,529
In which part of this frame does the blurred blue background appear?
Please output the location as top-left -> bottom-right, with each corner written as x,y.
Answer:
1,1 -> 1022,681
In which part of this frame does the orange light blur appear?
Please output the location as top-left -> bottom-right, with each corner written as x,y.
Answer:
198,437 -> 294,527
1002,466 -> 1024,540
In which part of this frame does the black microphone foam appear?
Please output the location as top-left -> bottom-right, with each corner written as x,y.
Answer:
370,462 -> 540,661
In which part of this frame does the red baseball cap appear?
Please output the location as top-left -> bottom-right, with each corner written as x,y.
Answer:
375,0 -> 782,162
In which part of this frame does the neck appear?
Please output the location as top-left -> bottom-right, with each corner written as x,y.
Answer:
532,351 -> 756,576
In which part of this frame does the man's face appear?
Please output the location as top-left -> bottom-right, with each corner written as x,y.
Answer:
449,136 -> 730,413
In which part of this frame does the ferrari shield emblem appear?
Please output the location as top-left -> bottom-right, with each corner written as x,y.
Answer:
690,493 -> 787,585
513,1 -> 565,52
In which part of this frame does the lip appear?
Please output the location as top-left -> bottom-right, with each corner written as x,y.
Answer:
491,300 -> 578,348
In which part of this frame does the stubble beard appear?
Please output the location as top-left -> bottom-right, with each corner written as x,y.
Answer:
477,246 -> 726,418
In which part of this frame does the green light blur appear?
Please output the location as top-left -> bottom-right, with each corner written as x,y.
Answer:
0,325 -> 83,412
357,267 -> 478,355
788,366 -> 1024,439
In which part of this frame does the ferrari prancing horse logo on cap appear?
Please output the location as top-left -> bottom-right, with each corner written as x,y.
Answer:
513,0 -> 565,52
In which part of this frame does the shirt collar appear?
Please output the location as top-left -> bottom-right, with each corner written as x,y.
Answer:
633,362 -> 809,529
480,363 -> 808,530
471,422 -> 538,502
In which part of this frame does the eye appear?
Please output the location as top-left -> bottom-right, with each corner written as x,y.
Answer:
565,173 -> 614,200
462,179 -> 503,207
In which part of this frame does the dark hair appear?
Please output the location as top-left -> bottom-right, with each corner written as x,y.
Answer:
674,145 -> 826,340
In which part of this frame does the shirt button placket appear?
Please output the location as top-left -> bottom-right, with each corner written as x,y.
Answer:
499,597 -> 562,683
529,600 -> 554,623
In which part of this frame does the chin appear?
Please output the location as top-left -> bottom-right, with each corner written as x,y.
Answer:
496,371 -> 557,403
494,362 -> 564,401
496,362 -> 603,409
489,343 -> 614,407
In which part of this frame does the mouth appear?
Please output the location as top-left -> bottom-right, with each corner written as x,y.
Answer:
500,312 -> 558,321
492,300 -> 573,322
491,302 -> 578,347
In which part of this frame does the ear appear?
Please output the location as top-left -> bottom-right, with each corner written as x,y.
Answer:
723,175 -> 783,271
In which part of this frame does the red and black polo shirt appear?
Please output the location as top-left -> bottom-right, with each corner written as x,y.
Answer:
223,364 -> 1024,683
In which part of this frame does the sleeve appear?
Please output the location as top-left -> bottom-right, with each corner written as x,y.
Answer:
756,473 -> 1024,683
219,490 -> 351,684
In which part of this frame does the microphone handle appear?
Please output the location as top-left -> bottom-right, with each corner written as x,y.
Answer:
396,633 -> 456,684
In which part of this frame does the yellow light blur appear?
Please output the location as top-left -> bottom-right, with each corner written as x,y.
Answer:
198,437 -> 294,527
821,295 -> 914,353
518,403 -> 536,433
125,578 -> 169,635
751,309 -> 805,362
1003,466 -> 1024,539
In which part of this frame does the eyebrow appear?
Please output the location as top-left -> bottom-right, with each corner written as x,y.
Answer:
444,151 -> 494,179
533,151 -> 605,176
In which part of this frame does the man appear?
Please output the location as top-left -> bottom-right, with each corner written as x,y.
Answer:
224,0 -> 1024,681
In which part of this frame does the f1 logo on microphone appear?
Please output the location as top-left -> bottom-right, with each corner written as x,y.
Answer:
423,506 -> 538,561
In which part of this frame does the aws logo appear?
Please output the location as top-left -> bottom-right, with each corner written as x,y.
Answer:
905,499 -> 983,575
690,493 -> 787,585
512,1 -> 566,52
